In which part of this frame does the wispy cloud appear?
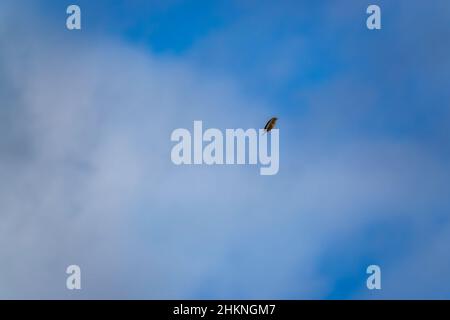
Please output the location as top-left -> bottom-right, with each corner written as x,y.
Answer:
1,0 -> 450,299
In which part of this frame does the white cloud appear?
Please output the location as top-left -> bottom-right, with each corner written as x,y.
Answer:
1,1 -> 450,299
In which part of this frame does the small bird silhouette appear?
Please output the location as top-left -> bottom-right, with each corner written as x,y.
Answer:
263,117 -> 278,134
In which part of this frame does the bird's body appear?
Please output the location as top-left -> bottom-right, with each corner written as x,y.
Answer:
264,117 -> 278,133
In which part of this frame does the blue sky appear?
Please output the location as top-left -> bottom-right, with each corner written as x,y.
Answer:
1,0 -> 450,299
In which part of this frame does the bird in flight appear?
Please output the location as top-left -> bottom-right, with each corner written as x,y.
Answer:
264,117 -> 278,134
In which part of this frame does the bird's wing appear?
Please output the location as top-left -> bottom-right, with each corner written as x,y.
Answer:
264,119 -> 273,130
